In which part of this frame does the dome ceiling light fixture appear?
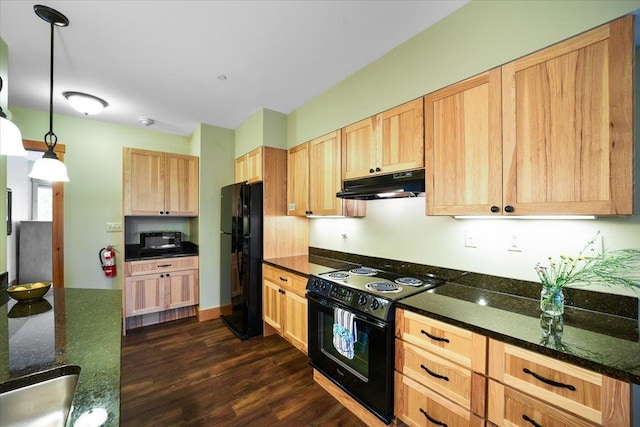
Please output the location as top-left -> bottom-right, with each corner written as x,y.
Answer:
63,91 -> 109,115
28,4 -> 70,182
0,76 -> 27,157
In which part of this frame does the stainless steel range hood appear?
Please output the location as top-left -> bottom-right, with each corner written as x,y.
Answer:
336,169 -> 425,200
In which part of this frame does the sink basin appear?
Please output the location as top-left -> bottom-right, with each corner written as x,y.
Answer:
0,365 -> 81,427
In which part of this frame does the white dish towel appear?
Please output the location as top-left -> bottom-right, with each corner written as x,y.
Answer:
333,307 -> 356,360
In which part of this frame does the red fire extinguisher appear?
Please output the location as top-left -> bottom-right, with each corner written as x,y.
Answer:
99,246 -> 117,277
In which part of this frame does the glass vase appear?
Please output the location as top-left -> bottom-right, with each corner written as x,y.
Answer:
540,287 -> 564,316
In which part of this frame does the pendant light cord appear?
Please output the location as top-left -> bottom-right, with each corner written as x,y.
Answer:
45,20 -> 57,148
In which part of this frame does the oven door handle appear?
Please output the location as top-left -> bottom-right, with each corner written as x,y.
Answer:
307,292 -> 387,328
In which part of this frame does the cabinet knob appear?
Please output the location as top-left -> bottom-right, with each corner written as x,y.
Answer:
165,211 -> 170,215
490,206 -> 499,213
375,167 -> 381,172
369,168 -> 375,174
305,211 -> 313,215
504,205 -> 515,213
159,211 -> 164,215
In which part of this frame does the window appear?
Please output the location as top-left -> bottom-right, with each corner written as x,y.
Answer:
31,179 -> 53,221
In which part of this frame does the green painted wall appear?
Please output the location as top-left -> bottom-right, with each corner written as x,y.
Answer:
10,107 -> 191,291
287,0 -> 640,146
235,108 -> 287,157
191,123 -> 235,309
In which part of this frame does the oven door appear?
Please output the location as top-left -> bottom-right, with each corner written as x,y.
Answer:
307,292 -> 394,424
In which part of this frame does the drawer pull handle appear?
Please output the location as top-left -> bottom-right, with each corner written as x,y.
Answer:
420,364 -> 449,381
523,415 -> 542,427
157,264 -> 172,268
420,329 -> 449,343
279,276 -> 288,282
523,368 -> 576,391
419,408 -> 447,427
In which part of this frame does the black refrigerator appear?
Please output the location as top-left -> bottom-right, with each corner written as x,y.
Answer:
220,182 -> 263,340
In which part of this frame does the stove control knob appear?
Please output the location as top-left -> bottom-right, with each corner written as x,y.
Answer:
358,294 -> 367,306
370,299 -> 380,310
320,282 -> 327,291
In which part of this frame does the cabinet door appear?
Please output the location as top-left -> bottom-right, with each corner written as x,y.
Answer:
165,153 -> 199,216
502,16 -> 633,215
123,148 -> 165,216
342,116 -> 379,180
425,69 -> 502,216
283,290 -> 307,354
380,98 -> 424,174
235,156 -> 246,183
245,147 -> 263,183
165,269 -> 199,310
287,142 -> 309,216
309,131 -> 343,216
125,274 -> 164,316
263,279 -> 283,333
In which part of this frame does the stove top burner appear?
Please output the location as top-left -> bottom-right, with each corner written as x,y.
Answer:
325,271 -> 351,280
366,282 -> 402,293
395,277 -> 423,286
350,267 -> 378,276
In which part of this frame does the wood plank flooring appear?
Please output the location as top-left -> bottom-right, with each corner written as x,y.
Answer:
120,318 -> 367,426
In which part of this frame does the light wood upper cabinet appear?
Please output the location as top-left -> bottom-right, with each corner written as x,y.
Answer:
342,98 -> 424,180
502,15 -> 633,216
426,15 -> 634,216
287,131 -> 365,217
287,142 -> 310,215
123,147 -> 199,216
235,147 -> 263,183
425,68 -> 502,216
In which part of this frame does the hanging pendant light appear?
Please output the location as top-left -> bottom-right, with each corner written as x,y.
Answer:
0,76 -> 27,157
29,4 -> 69,182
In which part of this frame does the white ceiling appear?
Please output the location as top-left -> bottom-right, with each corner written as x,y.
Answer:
0,0 -> 468,136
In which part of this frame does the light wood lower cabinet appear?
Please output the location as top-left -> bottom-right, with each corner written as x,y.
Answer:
123,256 -> 199,333
262,264 -> 308,354
395,309 -> 487,426
488,339 -> 631,427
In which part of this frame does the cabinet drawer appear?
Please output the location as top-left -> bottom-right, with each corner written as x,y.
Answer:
125,256 -> 199,276
396,309 -> 487,373
263,264 -> 307,296
488,380 -> 595,427
395,372 -> 485,427
488,339 -> 630,426
396,340 -> 486,416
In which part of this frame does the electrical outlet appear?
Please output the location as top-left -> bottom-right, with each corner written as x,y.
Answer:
508,234 -> 522,252
583,234 -> 603,258
465,230 -> 477,248
106,222 -> 122,233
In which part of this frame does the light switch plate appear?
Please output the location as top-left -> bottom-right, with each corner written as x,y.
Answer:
106,222 -> 122,232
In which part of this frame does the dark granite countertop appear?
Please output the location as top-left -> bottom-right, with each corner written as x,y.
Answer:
269,249 -> 640,386
124,241 -> 198,261
263,254 -> 357,277
398,282 -> 640,385
0,287 -> 122,426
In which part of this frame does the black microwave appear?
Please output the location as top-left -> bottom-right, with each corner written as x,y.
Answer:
140,231 -> 182,252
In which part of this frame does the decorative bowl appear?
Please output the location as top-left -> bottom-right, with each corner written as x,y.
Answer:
6,282 -> 52,302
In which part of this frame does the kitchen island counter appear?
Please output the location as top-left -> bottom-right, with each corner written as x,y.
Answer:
0,287 -> 121,426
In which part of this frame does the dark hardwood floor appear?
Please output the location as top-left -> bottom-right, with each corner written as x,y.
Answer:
120,318 -> 367,426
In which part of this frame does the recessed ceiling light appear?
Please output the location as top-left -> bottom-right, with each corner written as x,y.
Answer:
138,117 -> 155,127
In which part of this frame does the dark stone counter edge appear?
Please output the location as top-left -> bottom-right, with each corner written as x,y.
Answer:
396,301 -> 640,385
